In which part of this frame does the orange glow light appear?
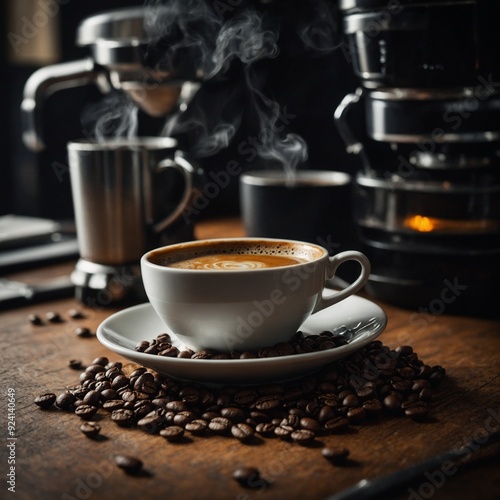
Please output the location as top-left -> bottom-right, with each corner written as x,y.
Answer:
406,215 -> 435,232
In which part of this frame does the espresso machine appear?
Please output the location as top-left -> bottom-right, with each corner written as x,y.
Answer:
21,6 -> 206,304
335,0 -> 500,317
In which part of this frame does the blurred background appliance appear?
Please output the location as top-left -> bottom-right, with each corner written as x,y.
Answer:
2,0 -> 356,221
335,0 -> 500,317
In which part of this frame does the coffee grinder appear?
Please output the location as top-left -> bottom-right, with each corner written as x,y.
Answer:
335,0 -> 500,317
21,6 -> 206,304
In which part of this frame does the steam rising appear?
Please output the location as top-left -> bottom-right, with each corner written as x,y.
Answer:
84,93 -> 138,143
87,0 -> 340,177
143,0 -> 307,174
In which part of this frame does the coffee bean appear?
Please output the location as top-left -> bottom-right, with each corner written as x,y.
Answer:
83,390 -> 100,406
137,414 -> 165,434
185,419 -> 208,435
34,393 -> 56,409
221,407 -> 246,422
28,313 -> 43,325
322,447 -> 350,464
291,429 -> 315,444
254,395 -> 282,411
255,422 -> 276,436
114,455 -> 143,474
173,411 -> 196,427
347,406 -> 366,423
166,400 -> 188,412
67,308 -> 85,319
111,375 -> 130,391
233,389 -> 257,406
232,466 -> 261,488
55,392 -> 76,410
160,426 -> 185,442
209,417 -> 232,434
159,346 -> 180,357
91,357 -> 109,367
68,359 -> 83,370
75,327 -> 92,338
46,311 -> 62,323
111,409 -> 135,427
300,417 -> 322,433
404,402 -> 429,420
274,425 -> 293,439
135,341 -> 150,352
100,388 -> 118,401
103,400 -> 125,412
74,405 -> 98,420
231,423 -> 255,443
363,399 -> 383,414
191,350 -> 214,360
356,385 -> 376,400
80,422 -> 101,438
324,417 -> 350,432
383,394 -> 402,412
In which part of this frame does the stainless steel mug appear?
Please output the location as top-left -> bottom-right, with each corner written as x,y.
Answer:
67,137 -> 196,266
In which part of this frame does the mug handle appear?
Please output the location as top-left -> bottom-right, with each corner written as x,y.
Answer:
312,251 -> 371,314
152,151 -> 196,234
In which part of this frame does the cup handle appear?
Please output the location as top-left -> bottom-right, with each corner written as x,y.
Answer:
312,251 -> 371,314
152,152 -> 196,234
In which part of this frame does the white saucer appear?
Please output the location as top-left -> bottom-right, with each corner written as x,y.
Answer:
96,293 -> 387,385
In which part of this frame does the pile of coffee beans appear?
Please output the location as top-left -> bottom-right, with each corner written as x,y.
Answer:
135,329 -> 354,359
35,340 -> 446,448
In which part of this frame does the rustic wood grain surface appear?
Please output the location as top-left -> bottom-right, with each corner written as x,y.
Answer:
1,217 -> 499,500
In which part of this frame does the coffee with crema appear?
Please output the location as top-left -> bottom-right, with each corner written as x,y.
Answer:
141,237 -> 371,353
166,253 -> 305,270
148,240 -> 322,271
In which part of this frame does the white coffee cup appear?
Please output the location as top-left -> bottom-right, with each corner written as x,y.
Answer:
140,237 -> 370,353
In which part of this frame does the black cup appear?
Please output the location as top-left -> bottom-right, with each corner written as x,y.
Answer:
240,170 -> 353,253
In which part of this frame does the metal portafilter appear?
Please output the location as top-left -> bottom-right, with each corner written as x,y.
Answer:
21,6 -> 204,152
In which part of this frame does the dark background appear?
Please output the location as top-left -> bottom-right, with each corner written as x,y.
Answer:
0,0 -> 359,221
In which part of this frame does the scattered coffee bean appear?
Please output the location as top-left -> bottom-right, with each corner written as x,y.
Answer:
183,419 -> 206,435
75,327 -> 92,338
67,308 -> 85,319
35,338 -> 446,448
68,359 -> 83,370
55,392 -> 76,410
80,422 -> 101,438
232,466 -> 261,488
74,404 -> 98,420
28,313 -> 43,326
34,393 -> 56,409
209,417 -> 232,434
231,423 -> 255,443
404,402 -> 429,421
160,426 -> 185,442
322,447 -> 350,464
45,311 -> 62,323
111,409 -> 135,427
291,429 -> 315,444
114,455 -> 143,474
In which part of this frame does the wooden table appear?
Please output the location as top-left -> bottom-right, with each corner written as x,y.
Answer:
1,217 -> 499,500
